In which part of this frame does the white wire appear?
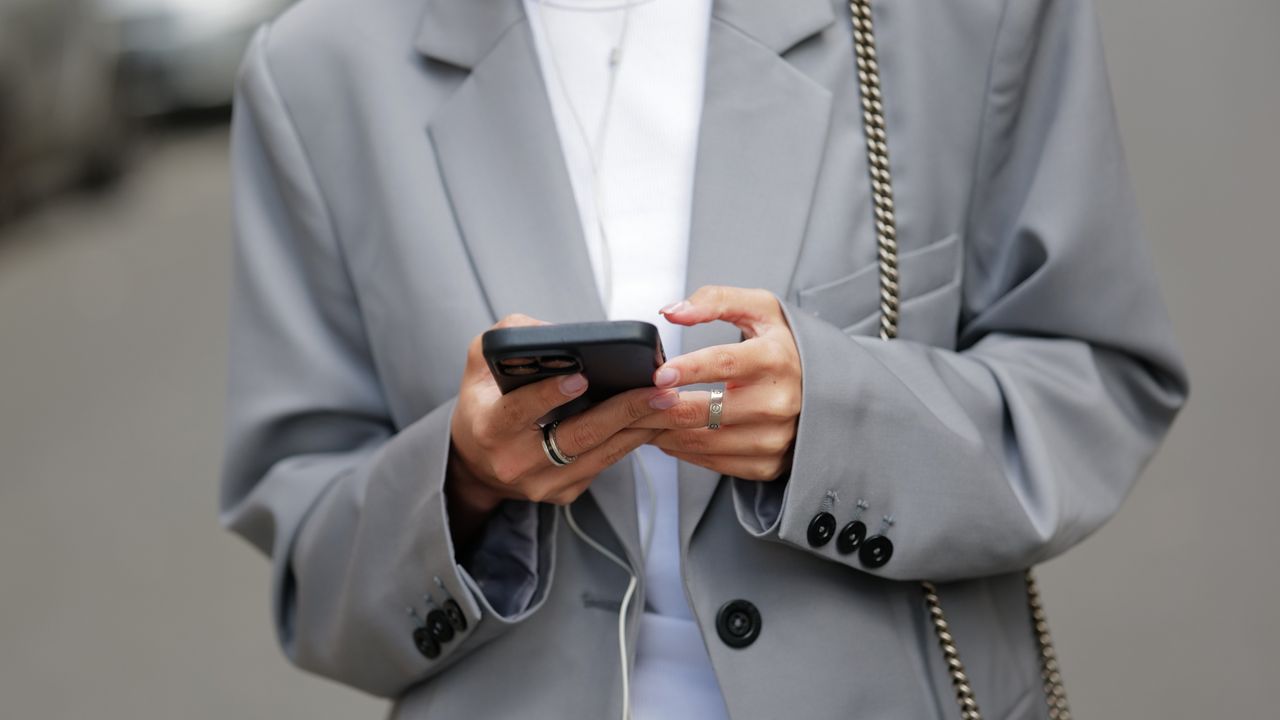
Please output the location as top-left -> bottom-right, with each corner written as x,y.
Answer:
561,453 -> 656,720
533,8 -> 647,715
532,0 -> 632,313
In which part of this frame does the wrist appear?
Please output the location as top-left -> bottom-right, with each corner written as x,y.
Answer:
446,445 -> 503,548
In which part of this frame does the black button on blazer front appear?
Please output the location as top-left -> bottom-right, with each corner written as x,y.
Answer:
716,599 -> 762,648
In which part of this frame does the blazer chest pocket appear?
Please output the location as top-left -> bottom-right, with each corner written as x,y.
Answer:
796,233 -> 962,343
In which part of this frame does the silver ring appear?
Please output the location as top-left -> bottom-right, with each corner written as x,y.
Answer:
707,389 -> 724,430
540,421 -> 576,466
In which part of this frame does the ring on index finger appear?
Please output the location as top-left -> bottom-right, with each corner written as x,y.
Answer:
707,389 -> 725,430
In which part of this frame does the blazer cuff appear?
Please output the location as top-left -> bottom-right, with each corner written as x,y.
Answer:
728,300 -> 905,574
458,499 -> 557,621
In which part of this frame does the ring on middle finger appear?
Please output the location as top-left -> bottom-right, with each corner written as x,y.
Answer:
541,421 -> 577,466
707,388 -> 725,430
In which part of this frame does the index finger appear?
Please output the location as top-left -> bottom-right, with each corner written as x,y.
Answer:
652,337 -> 782,389
658,285 -> 782,336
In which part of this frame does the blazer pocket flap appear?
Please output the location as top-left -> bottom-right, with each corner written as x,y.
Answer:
796,233 -> 961,332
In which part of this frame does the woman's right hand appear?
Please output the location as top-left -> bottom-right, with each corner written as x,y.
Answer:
446,314 -> 679,543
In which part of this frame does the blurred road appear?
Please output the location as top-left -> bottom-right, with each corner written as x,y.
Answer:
1,1 -> 1278,717
0,124 -> 383,718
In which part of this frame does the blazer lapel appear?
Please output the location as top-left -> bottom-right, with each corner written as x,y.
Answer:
422,1 -> 606,326
678,0 -> 837,552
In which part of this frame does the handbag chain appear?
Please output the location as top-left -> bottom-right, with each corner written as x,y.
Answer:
847,2 -> 1073,718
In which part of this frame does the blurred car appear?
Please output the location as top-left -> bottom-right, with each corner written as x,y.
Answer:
0,0 -> 132,215
101,0 -> 295,116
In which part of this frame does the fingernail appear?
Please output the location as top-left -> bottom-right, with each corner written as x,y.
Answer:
654,367 -> 679,388
559,374 -> 587,395
659,300 -> 689,315
649,390 -> 679,410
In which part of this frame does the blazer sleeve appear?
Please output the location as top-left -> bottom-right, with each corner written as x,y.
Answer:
731,0 -> 1188,582
220,26 -> 556,698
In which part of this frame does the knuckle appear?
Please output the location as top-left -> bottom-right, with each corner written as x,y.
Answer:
765,457 -> 787,479
783,388 -> 802,416
470,416 -> 497,447
761,340 -> 788,370
624,394 -> 651,422
752,288 -> 779,311
679,431 -> 709,453
490,455 -> 522,486
750,432 -> 775,455
671,401 -> 703,428
763,393 -> 793,421
749,459 -> 774,481
525,484 -> 551,503
551,483 -> 589,507
762,429 -> 792,455
567,421 -> 602,454
714,350 -> 739,378
598,442 -> 633,468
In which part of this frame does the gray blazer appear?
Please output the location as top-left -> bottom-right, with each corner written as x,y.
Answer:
220,0 -> 1188,717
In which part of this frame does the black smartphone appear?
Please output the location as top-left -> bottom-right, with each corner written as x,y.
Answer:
481,320 -> 666,425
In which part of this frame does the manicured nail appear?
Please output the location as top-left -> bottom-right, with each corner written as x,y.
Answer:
649,390 -> 680,410
559,374 -> 587,395
659,300 -> 690,315
654,367 -> 679,388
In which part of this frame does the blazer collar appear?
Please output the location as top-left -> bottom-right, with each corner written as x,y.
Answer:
415,0 -> 835,69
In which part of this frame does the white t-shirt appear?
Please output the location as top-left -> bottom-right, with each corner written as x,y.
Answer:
523,0 -> 727,717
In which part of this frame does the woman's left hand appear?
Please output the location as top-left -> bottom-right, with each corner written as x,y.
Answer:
633,285 -> 802,481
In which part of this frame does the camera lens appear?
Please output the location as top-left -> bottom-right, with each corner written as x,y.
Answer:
501,365 -> 540,376
539,357 -> 580,371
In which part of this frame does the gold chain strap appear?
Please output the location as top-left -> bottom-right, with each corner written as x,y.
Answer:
847,2 -> 1071,718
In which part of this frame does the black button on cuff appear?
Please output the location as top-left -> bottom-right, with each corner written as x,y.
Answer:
807,512 -> 837,547
859,535 -> 894,568
836,520 -> 867,555
716,599 -> 762,649
426,609 -> 455,643
443,599 -> 467,633
413,627 -> 441,659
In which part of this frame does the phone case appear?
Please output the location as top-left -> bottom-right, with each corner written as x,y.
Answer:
481,321 -> 666,424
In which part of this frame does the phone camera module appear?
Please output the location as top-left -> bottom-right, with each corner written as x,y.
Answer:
538,356 -> 581,372
498,357 -> 540,376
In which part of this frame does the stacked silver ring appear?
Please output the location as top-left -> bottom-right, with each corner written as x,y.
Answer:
540,421 -> 576,467
707,389 -> 725,430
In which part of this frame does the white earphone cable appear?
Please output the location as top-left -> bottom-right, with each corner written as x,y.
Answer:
534,5 -> 646,718
532,0 -> 632,314
562,454 -> 656,720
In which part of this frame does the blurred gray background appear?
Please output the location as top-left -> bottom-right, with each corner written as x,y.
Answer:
0,0 -> 1276,717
